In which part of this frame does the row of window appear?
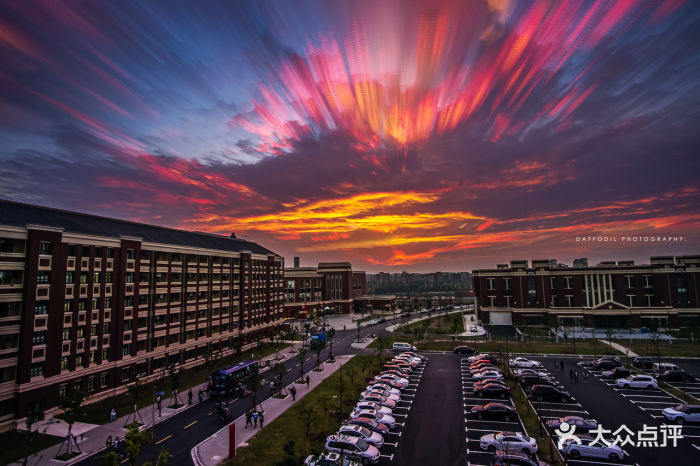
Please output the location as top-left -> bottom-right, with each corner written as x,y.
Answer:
485,274 -> 657,291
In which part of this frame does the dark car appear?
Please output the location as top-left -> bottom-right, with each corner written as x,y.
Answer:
633,357 -> 655,370
660,370 -> 696,383
546,415 -> 598,433
377,317 -> 387,323
344,417 -> 389,435
474,383 -> 510,399
454,346 -> 477,355
529,384 -> 572,402
601,367 -> 631,379
593,359 -> 622,371
471,403 -> 517,421
490,450 -> 539,466
518,375 -> 557,388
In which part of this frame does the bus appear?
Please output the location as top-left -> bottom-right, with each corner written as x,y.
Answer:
208,360 -> 258,398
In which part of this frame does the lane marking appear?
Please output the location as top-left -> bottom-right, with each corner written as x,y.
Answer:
155,434 -> 172,445
184,420 -> 198,429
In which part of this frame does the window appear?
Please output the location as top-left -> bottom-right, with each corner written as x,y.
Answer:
81,246 -> 90,256
30,363 -> 44,378
100,373 -> 108,386
565,295 -> 574,307
102,349 -> 109,361
76,327 -> 85,338
90,325 -> 98,337
625,275 -> 635,288
564,276 -> 572,289
527,274 -> 537,307
92,298 -> 99,310
104,297 -> 111,309
75,355 -> 83,367
125,296 -> 133,307
126,272 -> 134,284
36,271 -> 50,284
488,296 -> 496,307
645,295 -> 654,307
68,244 -> 77,256
93,272 -> 100,283
124,320 -> 132,331
676,270 -> 689,308
61,357 -> 70,370
504,296 -> 512,307
627,295 -> 635,307
87,376 -> 95,390
63,328 -> 71,341
32,331 -> 47,345
126,249 -> 135,260
34,303 -> 48,315
64,300 -> 72,312
59,384 -> 67,397
95,247 -> 103,257
89,351 -> 97,364
643,275 -> 653,289
550,277 -> 557,289
39,242 -> 52,255
122,344 -> 131,356
103,322 -> 111,333
66,272 -> 74,284
121,368 -> 130,381
551,295 -> 557,306
105,272 -> 113,282
503,277 -> 511,290
80,272 -> 88,284
78,299 -> 86,311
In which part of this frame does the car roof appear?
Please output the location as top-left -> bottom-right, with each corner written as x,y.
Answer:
328,434 -> 361,444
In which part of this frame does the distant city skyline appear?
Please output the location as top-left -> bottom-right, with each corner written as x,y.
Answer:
1,0 -> 699,272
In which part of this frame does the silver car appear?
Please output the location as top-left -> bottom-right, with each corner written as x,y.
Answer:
663,404 -> 700,424
338,424 -> 385,449
480,431 -> 538,454
560,435 -> 627,462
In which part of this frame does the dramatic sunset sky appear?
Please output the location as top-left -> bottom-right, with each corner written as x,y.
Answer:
1,0 -> 699,272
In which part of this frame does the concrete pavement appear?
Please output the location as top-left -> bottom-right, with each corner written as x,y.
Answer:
191,354 -> 356,466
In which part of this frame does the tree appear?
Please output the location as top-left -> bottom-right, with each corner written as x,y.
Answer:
300,405 -> 316,436
272,362 -> 288,396
356,321 -> 361,342
142,449 -> 173,466
100,451 -> 119,466
55,389 -> 87,458
17,411 -> 40,466
313,340 -> 325,371
327,328 -> 336,362
124,376 -> 145,427
297,347 -> 307,382
167,364 -> 183,407
124,424 -> 151,466
245,371 -> 265,413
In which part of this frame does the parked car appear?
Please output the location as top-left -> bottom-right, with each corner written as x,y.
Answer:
471,403 -> 517,421
392,342 -> 417,352
529,385 -> 572,402
344,417 -> 389,435
377,317 -> 387,323
560,435 -> 627,462
592,359 -> 623,371
470,325 -> 478,332
660,370 -> 696,383
601,367 -> 631,379
632,357 -> 654,370
473,379 -> 509,391
393,356 -> 420,366
518,375 -> 557,387
546,415 -> 598,433
662,404 -> 700,424
349,409 -> 396,428
385,362 -> 413,373
366,383 -> 400,396
338,424 -> 385,448
471,365 -> 499,375
359,393 -> 397,409
489,450 -> 539,466
471,360 -> 497,369
374,374 -> 408,388
480,431 -> 538,455
454,346 -> 477,354
366,319 -> 379,326
474,383 -> 510,399
355,401 -> 392,416
304,451 -> 362,466
473,370 -> 504,381
419,308 -> 429,313
513,368 -> 548,378
652,362 -> 680,375
509,357 -> 542,368
324,435 -> 381,464
468,354 -> 498,364
616,375 -> 658,389
382,368 -> 410,378
399,351 -> 426,362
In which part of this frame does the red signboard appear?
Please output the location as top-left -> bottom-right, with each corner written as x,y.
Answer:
228,423 -> 236,458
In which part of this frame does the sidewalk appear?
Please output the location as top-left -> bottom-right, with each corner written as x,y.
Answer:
599,339 -> 639,357
191,354 -> 355,466
13,343 -> 302,466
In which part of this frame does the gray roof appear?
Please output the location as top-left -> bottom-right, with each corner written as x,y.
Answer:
0,199 -> 279,257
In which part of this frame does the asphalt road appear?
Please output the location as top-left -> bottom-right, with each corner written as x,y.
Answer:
74,327 -> 370,466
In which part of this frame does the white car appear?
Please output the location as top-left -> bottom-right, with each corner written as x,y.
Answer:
513,368 -> 548,378
473,370 -> 504,381
365,383 -> 401,396
355,401 -> 393,416
393,356 -> 421,366
350,409 -> 396,428
663,404 -> 700,424
374,374 -> 409,386
616,375 -> 658,389
560,435 -> 627,462
468,354 -> 494,363
338,424 -> 385,448
304,451 -> 362,466
480,431 -> 538,454
361,389 -> 400,402
470,325 -> 478,332
509,357 -> 542,368
324,435 -> 380,464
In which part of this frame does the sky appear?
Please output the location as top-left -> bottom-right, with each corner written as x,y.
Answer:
1,0 -> 699,273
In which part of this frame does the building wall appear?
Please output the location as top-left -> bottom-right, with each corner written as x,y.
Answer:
0,225 -> 284,430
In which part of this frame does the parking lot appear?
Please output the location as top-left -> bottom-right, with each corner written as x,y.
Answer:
461,357 -> 538,466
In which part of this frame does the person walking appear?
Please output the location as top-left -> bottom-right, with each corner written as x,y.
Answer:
305,374 -> 310,388
109,408 -> 116,422
569,368 -> 574,382
245,410 -> 252,428
290,386 -> 297,401
270,380 -> 275,394
252,410 -> 259,427
575,370 -> 579,383
198,389 -> 204,404
583,369 -> 589,382
113,437 -> 119,455
106,435 -> 113,449
188,389 -> 193,405
259,411 -> 264,429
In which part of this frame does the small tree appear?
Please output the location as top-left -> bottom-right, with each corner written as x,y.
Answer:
327,328 -> 336,362
272,362 -> 288,396
18,411 -> 40,466
143,449 -> 173,466
300,405 -> 316,437
356,321 -> 361,341
245,371 -> 265,413
167,364 -> 183,407
124,376 -> 145,427
313,340 -> 326,371
297,347 -> 307,382
55,389 -> 87,458
124,424 -> 151,466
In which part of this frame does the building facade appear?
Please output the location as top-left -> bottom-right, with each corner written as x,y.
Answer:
473,256 -> 700,328
283,262 -> 367,318
0,200 -> 284,430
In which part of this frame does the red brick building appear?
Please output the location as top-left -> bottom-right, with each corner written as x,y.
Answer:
473,256 -> 700,328
0,200 -> 284,430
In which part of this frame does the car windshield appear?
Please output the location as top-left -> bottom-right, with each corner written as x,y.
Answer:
356,439 -> 369,451
358,426 -> 371,437
675,404 -> 688,412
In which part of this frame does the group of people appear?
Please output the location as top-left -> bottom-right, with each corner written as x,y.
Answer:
244,409 -> 265,428
553,359 -> 589,382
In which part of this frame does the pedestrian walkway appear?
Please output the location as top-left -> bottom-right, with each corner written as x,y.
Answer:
599,339 -> 639,357
12,343 -> 302,466
191,354 -> 355,466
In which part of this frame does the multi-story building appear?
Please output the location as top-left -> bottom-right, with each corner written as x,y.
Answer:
473,256 -> 699,328
282,261 -> 397,318
0,200 -> 284,430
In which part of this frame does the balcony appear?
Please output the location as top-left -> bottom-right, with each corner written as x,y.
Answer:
36,284 -> 50,300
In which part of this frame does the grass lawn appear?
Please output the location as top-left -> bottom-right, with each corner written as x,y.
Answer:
517,326 -> 551,337
618,341 -> 700,357
368,334 -> 618,356
0,429 -> 64,465
223,355 -> 379,465
57,343 -> 288,425
397,311 -> 464,335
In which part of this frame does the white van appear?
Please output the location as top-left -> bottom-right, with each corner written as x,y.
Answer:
392,342 -> 416,352
652,362 -> 680,375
